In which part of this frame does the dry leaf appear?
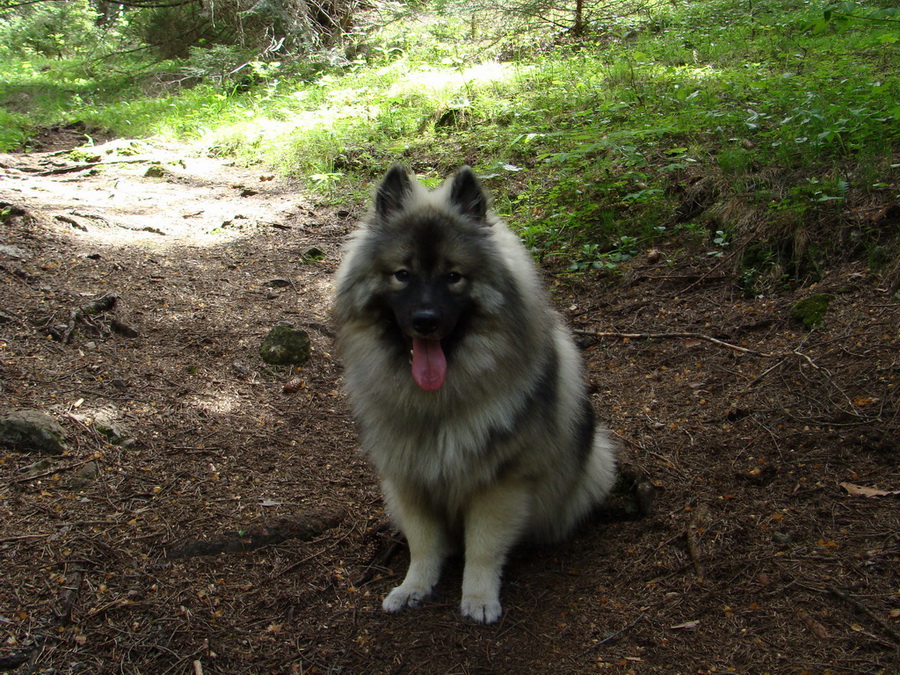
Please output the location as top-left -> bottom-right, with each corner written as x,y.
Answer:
839,482 -> 900,498
797,609 -> 829,639
670,620 -> 700,630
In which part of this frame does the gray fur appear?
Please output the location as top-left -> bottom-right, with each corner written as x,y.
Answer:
333,166 -> 617,624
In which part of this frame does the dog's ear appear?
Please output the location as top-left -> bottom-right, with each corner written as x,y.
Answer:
376,164 -> 414,220
449,166 -> 488,224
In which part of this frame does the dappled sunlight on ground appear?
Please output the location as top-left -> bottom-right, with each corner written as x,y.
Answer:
0,138 -> 313,250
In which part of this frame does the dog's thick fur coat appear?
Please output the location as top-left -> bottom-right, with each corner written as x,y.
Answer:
333,165 -> 616,623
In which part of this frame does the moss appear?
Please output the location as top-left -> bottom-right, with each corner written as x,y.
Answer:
791,293 -> 834,330
259,322 -> 311,366
144,163 -> 168,178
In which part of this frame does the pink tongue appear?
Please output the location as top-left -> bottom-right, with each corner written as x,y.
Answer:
411,338 -> 447,391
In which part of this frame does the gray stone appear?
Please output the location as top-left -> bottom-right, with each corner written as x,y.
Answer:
0,410 -> 68,454
0,245 -> 32,259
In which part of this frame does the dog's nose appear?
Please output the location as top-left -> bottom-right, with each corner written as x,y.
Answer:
412,309 -> 440,335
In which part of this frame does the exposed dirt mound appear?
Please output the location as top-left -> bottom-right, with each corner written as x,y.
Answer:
1,141 -> 898,674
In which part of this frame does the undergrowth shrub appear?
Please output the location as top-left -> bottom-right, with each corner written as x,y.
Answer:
0,0 -> 107,58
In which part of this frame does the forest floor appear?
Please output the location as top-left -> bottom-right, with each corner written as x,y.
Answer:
1,133 -> 898,674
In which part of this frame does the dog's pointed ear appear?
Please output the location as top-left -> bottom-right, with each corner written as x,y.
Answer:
449,166 -> 488,224
376,164 -> 414,220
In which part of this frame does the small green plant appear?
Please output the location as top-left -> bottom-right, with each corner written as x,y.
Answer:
708,230 -> 730,257
772,177 -> 850,216
308,171 -> 345,197
0,110 -> 26,151
569,235 -> 640,272
569,244 -> 619,272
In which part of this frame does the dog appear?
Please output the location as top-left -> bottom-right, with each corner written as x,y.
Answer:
333,165 -> 617,624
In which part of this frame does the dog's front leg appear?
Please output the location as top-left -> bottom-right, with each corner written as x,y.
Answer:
381,479 -> 448,613
460,479 -> 532,624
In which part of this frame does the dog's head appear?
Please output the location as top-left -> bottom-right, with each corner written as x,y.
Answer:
335,165 -> 498,391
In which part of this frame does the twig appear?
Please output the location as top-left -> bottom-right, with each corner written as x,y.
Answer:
11,457 -> 99,484
577,329 -> 775,357
793,349 -> 826,373
686,507 -> 707,579
55,565 -> 86,624
686,526 -> 703,578
582,330 -> 828,379
673,249 -> 739,296
0,533 -> 53,544
37,158 -> 152,176
580,612 -> 647,653
747,358 -> 787,387
39,163 -> 101,176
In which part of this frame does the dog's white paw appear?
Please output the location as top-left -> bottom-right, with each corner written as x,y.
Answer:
460,595 -> 502,624
382,584 -> 432,613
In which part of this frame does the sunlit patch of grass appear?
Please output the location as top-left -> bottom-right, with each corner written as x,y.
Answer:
0,0 -> 896,272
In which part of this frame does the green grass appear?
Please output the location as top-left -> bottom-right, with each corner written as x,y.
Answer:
1,0 -> 897,281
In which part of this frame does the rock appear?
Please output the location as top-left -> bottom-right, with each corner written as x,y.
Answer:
67,460 -> 102,490
791,294 -> 834,330
144,164 -> 168,178
301,246 -> 326,263
0,410 -> 68,454
0,244 -> 33,259
259,322 -> 311,366
110,318 -> 140,338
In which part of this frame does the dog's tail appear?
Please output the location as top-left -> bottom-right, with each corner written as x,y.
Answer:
564,428 -> 618,533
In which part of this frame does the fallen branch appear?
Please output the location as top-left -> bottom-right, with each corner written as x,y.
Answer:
38,158 -> 151,177
167,512 -> 344,558
11,457 -> 100,484
576,329 -> 775,357
55,565 -> 86,624
686,505 -> 709,579
828,585 -> 900,645
61,292 -> 119,344
40,163 -> 102,176
55,214 -> 89,231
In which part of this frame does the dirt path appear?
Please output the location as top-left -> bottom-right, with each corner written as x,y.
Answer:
1,139 -> 318,247
1,139 -> 898,674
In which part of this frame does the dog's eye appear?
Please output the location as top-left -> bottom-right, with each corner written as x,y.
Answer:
447,271 -> 463,284
393,269 -> 410,283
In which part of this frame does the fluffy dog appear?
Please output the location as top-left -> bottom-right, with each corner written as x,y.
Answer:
333,165 -> 616,623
